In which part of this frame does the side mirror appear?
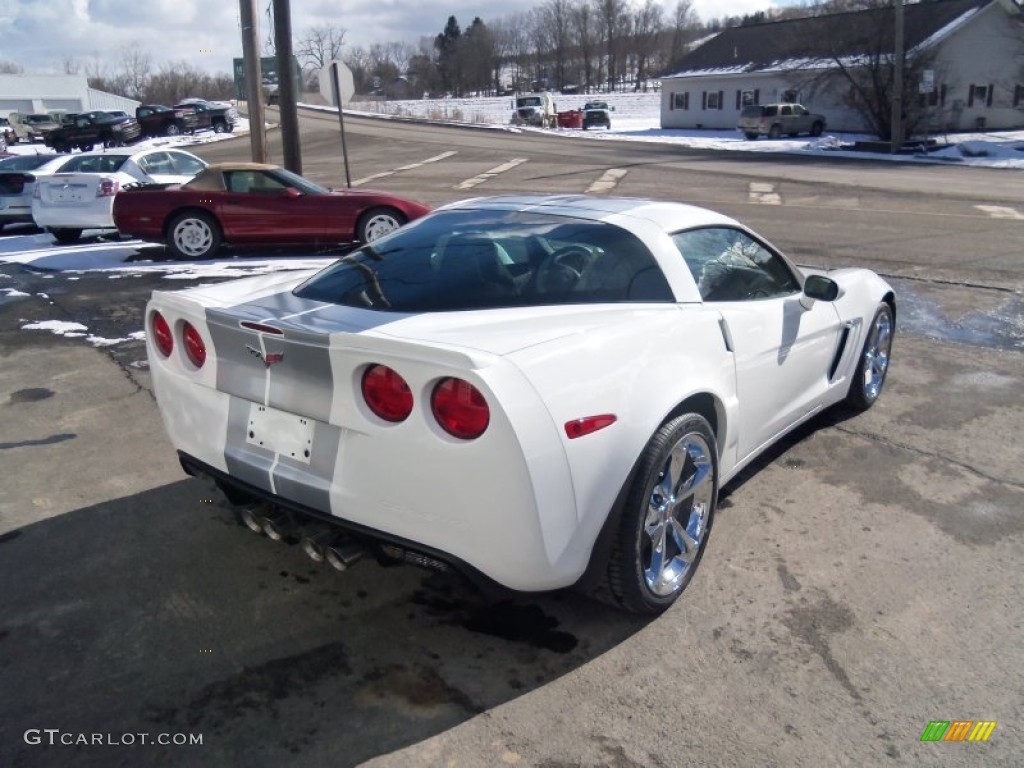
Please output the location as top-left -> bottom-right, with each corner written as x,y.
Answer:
283,187 -> 302,199
802,274 -> 840,303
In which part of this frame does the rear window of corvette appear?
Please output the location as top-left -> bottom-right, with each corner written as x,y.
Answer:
294,210 -> 675,311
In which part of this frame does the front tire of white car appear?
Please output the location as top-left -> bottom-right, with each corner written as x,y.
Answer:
845,302 -> 894,412
168,210 -> 221,259
604,413 -> 718,614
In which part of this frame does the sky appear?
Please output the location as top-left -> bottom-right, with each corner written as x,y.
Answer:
0,0 -> 792,77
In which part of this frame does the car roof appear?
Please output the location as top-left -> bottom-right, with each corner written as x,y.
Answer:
437,194 -> 740,232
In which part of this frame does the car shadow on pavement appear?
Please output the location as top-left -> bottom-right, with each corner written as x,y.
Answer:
0,477 -> 647,768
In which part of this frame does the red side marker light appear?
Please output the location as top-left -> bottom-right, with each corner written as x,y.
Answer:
565,414 -> 617,439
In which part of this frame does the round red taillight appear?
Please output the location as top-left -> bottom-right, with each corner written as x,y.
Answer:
183,322 -> 206,368
361,364 -> 413,422
152,312 -> 173,358
431,378 -> 489,439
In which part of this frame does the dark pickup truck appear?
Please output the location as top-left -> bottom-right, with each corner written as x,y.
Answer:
136,104 -> 199,137
45,110 -> 142,153
172,100 -> 236,134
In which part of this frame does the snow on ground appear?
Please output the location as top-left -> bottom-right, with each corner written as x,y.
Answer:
339,91 -> 1024,169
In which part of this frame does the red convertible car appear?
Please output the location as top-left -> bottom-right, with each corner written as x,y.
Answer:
112,163 -> 430,259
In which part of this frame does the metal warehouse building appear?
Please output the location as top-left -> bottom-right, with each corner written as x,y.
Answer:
0,74 -> 140,118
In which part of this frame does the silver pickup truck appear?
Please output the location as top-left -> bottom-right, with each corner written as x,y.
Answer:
738,103 -> 826,139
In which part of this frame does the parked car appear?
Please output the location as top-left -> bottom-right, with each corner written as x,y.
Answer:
0,116 -> 16,145
31,149 -> 207,244
8,113 -> 61,143
582,101 -> 613,130
738,103 -> 826,139
144,194 -> 895,614
135,105 -> 198,137
113,162 -> 430,259
172,100 -> 235,134
44,110 -> 142,153
0,154 -> 74,232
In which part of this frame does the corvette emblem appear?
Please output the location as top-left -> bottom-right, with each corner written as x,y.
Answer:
246,345 -> 284,368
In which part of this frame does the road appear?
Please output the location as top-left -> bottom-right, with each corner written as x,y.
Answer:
0,113 -> 1021,767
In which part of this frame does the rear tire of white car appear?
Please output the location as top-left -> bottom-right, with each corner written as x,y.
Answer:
604,413 -> 718,614
51,228 -> 82,244
168,210 -> 221,260
845,302 -> 894,412
768,124 -> 782,139
811,121 -> 824,137
357,207 -> 406,243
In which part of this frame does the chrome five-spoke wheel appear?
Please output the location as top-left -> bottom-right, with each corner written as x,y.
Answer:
603,412 -> 719,614
847,302 -> 894,411
642,431 -> 715,597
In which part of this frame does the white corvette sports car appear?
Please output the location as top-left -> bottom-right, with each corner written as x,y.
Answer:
147,194 -> 895,614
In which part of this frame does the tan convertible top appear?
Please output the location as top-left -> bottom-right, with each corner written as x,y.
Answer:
183,162 -> 279,191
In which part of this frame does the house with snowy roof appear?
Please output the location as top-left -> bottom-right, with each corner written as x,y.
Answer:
660,0 -> 1024,135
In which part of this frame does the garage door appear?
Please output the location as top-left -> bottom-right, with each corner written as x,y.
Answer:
0,100 -> 34,114
41,99 -> 83,113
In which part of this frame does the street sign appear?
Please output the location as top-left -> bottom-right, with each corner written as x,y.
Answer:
233,56 -> 302,100
320,60 -> 354,105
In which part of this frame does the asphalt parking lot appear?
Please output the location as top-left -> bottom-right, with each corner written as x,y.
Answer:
1,118 -> 1022,767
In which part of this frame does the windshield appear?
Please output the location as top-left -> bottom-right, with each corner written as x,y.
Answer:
24,115 -> 54,125
56,154 -> 131,174
517,98 -> 541,107
270,168 -> 328,195
294,209 -> 674,311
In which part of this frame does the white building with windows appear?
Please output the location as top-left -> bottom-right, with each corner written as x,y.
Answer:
660,0 -> 1024,134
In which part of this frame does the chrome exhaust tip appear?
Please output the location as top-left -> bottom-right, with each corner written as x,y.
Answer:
236,503 -> 267,534
325,540 -> 365,572
300,531 -> 332,563
261,509 -> 293,542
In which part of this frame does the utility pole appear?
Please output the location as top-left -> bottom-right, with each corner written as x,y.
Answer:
240,0 -> 267,163
273,0 -> 302,174
890,0 -> 904,154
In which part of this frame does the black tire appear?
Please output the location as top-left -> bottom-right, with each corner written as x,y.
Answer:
167,210 -> 222,259
810,121 -> 824,137
602,413 -> 718,614
743,132 -> 758,140
768,124 -> 782,139
166,123 -> 181,136
212,121 -> 226,134
53,142 -> 70,154
76,142 -> 94,152
845,303 -> 894,412
357,207 -> 406,243
51,228 -> 82,244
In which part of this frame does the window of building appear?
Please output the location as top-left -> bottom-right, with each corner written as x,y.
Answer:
706,91 -> 720,110
968,84 -> 993,108
1014,84 -> 1023,108
673,92 -> 689,110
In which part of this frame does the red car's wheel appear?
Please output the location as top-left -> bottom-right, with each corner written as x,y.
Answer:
168,210 -> 221,260
357,207 -> 406,243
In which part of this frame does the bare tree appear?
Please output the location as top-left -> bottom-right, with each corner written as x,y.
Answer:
543,0 -> 574,89
296,24 -> 347,73
631,0 -> 663,91
0,60 -> 24,74
667,0 -> 699,68
787,1 -> 939,139
571,0 -> 599,91
118,43 -> 152,100
595,0 -> 629,91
